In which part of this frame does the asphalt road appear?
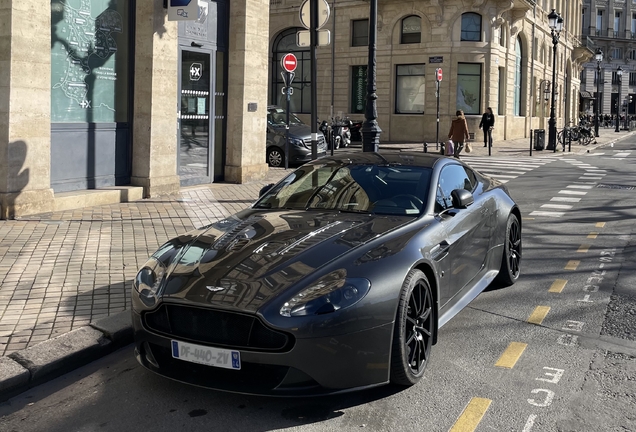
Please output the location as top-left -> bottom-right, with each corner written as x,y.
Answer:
1,141 -> 636,432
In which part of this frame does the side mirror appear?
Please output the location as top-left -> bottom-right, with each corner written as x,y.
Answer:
450,189 -> 474,209
259,183 -> 275,197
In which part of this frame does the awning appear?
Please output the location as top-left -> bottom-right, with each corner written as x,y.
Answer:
580,91 -> 595,99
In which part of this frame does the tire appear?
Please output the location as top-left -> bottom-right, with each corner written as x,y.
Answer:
390,269 -> 434,386
494,213 -> 522,287
267,148 -> 284,167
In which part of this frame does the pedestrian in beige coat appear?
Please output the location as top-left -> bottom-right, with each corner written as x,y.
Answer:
448,110 -> 470,158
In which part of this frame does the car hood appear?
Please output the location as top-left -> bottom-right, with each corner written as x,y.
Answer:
158,209 -> 413,312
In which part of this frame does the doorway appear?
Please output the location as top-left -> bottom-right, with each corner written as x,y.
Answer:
178,48 -> 225,186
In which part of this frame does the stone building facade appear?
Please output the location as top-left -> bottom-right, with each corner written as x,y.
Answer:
269,0 -> 592,143
579,0 -> 636,121
0,0 -> 270,219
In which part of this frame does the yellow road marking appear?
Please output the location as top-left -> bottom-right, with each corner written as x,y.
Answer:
449,397 -> 492,432
595,222 -> 606,228
528,306 -> 551,325
565,260 -> 580,270
587,232 -> 598,239
577,244 -> 590,253
494,342 -> 528,368
549,279 -> 568,293
525,217 -> 535,220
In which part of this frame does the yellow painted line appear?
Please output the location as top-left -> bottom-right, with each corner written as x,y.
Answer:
528,306 -> 551,325
524,217 -> 535,220
449,397 -> 492,432
577,244 -> 591,253
549,279 -> 568,293
494,342 -> 528,368
595,222 -> 606,228
564,260 -> 580,270
587,232 -> 598,239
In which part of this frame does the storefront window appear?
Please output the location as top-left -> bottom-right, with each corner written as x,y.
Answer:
395,64 -> 425,114
456,63 -> 481,115
51,0 -> 130,123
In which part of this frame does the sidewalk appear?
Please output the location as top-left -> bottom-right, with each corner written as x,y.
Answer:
0,127 -> 633,401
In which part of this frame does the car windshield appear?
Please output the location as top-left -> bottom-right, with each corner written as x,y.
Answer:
267,108 -> 304,126
254,163 -> 432,216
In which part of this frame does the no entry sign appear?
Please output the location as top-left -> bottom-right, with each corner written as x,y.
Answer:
281,53 -> 298,73
436,68 -> 443,82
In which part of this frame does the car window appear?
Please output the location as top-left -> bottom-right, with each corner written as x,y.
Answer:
254,164 -> 432,216
435,164 -> 473,212
267,108 -> 305,126
463,166 -> 477,192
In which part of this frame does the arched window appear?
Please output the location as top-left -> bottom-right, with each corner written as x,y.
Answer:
271,28 -> 310,113
461,13 -> 481,41
514,37 -> 522,116
401,15 -> 421,44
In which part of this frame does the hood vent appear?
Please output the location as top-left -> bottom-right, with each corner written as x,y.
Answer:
278,221 -> 357,255
213,216 -> 262,250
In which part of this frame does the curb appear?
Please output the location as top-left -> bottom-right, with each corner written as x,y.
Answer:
0,311 -> 133,403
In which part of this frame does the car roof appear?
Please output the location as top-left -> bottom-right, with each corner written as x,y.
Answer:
305,151 -> 447,169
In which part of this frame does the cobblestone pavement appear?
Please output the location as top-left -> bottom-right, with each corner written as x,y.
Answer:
0,129 -> 632,356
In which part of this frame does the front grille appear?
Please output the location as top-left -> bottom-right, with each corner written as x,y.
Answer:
143,304 -> 293,352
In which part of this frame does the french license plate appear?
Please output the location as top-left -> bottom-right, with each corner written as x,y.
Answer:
171,340 -> 241,370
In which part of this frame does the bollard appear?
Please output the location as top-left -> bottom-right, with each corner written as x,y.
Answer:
423,142 -> 428,153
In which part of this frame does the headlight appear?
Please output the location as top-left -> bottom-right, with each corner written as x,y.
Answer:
134,257 -> 167,307
280,276 -> 371,317
290,138 -> 305,147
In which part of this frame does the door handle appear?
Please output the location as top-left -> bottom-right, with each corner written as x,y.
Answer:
431,240 -> 450,261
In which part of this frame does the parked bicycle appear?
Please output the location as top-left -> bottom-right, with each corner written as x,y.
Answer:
557,121 -> 596,149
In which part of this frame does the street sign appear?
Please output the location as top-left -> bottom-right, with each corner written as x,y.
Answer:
299,0 -> 330,30
281,53 -> 298,73
429,56 -> 443,64
436,68 -> 443,82
296,29 -> 331,47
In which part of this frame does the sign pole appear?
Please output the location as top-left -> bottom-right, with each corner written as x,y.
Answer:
310,0 -> 318,160
285,72 -> 291,170
435,68 -> 441,151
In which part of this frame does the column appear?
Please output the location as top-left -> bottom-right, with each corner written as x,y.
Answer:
131,2 -> 181,197
224,0 -> 270,183
0,1 -> 55,219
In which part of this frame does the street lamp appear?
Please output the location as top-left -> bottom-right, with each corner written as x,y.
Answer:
615,66 -> 623,132
594,48 -> 603,137
361,0 -> 381,151
547,9 -> 563,152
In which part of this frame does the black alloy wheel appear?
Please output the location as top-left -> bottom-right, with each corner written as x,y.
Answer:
267,148 -> 284,167
390,269 -> 434,386
495,213 -> 521,286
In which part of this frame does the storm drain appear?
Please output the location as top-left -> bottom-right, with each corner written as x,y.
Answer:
596,183 -> 636,191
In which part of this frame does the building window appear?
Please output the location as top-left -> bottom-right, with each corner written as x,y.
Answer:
352,19 -> 368,47
514,37 -> 522,116
51,0 -> 131,123
632,13 -> 636,35
498,67 -> 504,115
271,28 -> 311,113
612,48 -> 622,60
401,15 -> 421,44
630,73 -> 636,86
498,26 -> 505,47
461,13 -> 481,41
395,64 -> 426,114
614,11 -> 621,37
456,63 -> 481,115
597,10 -> 604,36
351,66 -> 367,114
630,50 -> 636,60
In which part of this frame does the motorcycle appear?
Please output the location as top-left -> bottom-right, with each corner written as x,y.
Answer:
318,117 -> 351,149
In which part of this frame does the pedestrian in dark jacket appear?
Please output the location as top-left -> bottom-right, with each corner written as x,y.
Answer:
448,110 -> 470,158
479,107 -> 495,147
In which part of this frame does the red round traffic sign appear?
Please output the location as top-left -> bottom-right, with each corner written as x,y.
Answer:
281,53 -> 298,73
436,68 -> 443,81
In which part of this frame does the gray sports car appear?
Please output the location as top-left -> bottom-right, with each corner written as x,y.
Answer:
132,152 -> 521,395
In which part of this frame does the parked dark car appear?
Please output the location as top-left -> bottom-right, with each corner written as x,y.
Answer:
132,151 -> 522,395
266,106 -> 327,167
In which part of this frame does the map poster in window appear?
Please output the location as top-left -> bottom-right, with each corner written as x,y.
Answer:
51,0 -> 129,123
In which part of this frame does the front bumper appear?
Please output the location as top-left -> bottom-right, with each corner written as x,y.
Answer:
132,309 -> 392,396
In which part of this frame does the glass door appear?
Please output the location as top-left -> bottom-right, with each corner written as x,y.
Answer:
179,49 -> 212,185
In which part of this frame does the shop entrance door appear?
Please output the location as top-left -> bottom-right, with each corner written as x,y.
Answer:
178,48 -> 214,185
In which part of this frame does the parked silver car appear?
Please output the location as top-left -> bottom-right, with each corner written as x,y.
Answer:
266,106 -> 327,167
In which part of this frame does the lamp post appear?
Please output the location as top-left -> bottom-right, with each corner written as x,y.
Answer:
547,10 -> 563,152
594,48 -> 603,137
615,66 -> 623,132
361,0 -> 381,151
